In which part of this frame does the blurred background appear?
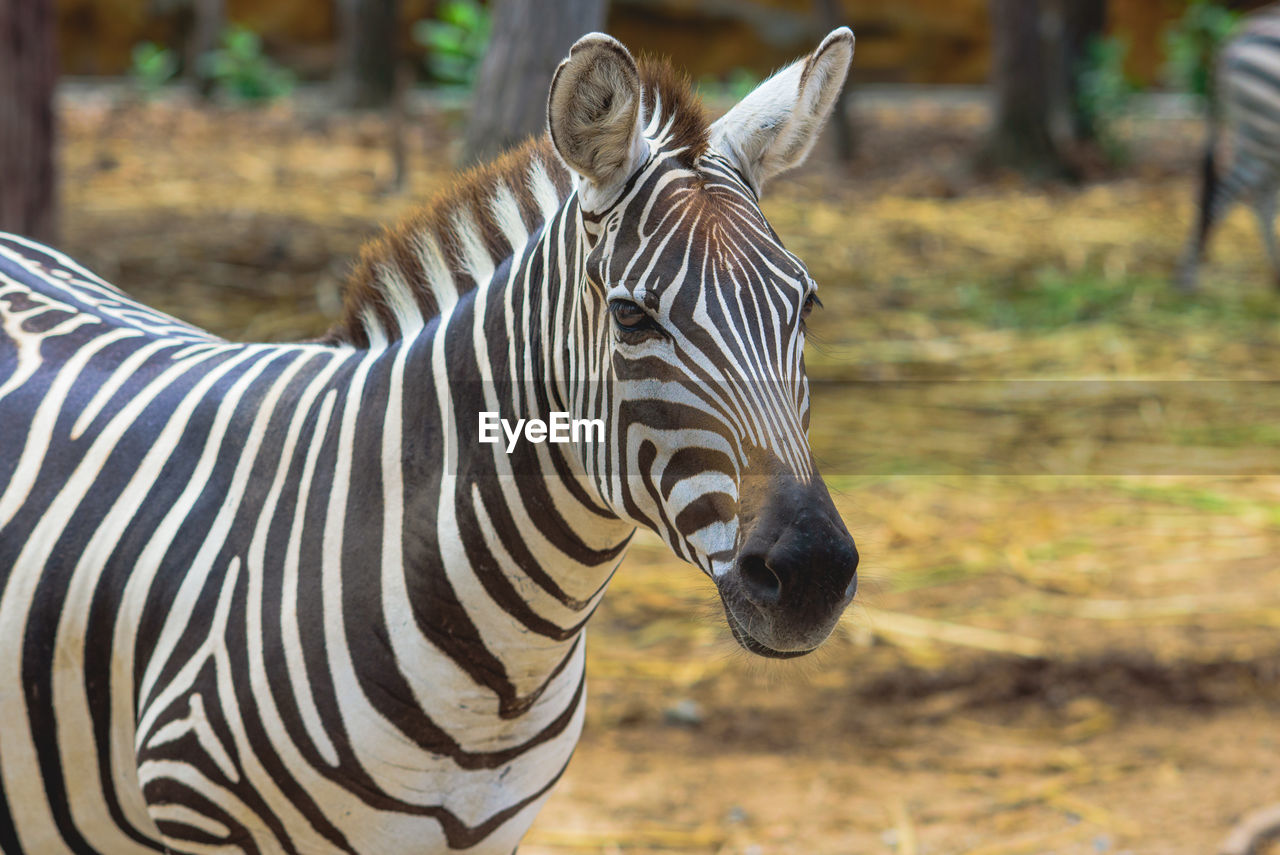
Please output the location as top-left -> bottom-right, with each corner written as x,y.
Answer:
3,1 -> 1280,853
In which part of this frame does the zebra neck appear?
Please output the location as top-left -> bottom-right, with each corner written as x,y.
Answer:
460,196 -> 630,547
381,210 -> 632,712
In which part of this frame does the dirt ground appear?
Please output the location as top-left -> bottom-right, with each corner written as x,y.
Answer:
55,84 -> 1280,855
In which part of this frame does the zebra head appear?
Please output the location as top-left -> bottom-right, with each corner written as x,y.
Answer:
547,30 -> 859,658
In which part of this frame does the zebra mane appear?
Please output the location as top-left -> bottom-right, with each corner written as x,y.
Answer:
326,56 -> 709,348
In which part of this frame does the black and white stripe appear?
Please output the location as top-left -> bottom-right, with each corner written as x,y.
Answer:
0,30 -> 858,855
1179,3 -> 1280,291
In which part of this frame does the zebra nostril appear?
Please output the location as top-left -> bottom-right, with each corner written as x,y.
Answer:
738,555 -> 783,605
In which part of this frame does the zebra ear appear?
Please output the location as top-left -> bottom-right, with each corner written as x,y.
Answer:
710,27 -> 854,195
548,33 -> 649,206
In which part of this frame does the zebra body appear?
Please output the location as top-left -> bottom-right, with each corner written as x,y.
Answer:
1179,2 -> 1280,291
0,233 -> 597,855
0,30 -> 858,855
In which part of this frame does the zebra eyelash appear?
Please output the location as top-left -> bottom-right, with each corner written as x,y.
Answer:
801,293 -> 822,326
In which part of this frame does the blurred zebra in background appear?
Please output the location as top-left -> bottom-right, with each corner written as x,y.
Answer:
1178,3 -> 1280,292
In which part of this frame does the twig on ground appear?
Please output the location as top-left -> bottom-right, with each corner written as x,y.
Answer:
1220,803 -> 1280,855
859,608 -> 1047,658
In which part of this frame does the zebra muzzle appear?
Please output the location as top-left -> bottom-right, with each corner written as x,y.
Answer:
717,474 -> 858,657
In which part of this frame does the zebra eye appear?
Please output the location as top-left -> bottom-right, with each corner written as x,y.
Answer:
802,293 -> 821,321
610,300 -> 655,333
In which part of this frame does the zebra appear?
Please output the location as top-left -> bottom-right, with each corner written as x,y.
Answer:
1178,2 -> 1280,292
0,28 -> 858,855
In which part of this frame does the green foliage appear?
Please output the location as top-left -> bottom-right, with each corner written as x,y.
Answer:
413,0 -> 492,87
1163,0 -> 1240,99
723,68 -> 762,102
949,267 -> 1280,331
1075,35 -> 1138,159
129,42 -> 178,96
953,269 -> 1136,329
697,68 -> 761,102
1109,483 -> 1248,513
199,26 -> 295,102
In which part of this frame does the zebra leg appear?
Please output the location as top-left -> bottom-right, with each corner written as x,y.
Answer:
1177,141 -> 1226,293
1250,185 -> 1280,290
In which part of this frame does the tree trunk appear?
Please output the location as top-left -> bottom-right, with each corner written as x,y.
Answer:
336,0 -> 400,109
185,0 -> 225,96
0,0 -> 58,244
987,0 -> 1106,177
988,0 -> 1061,174
1063,0 -> 1107,142
462,0 -> 608,166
